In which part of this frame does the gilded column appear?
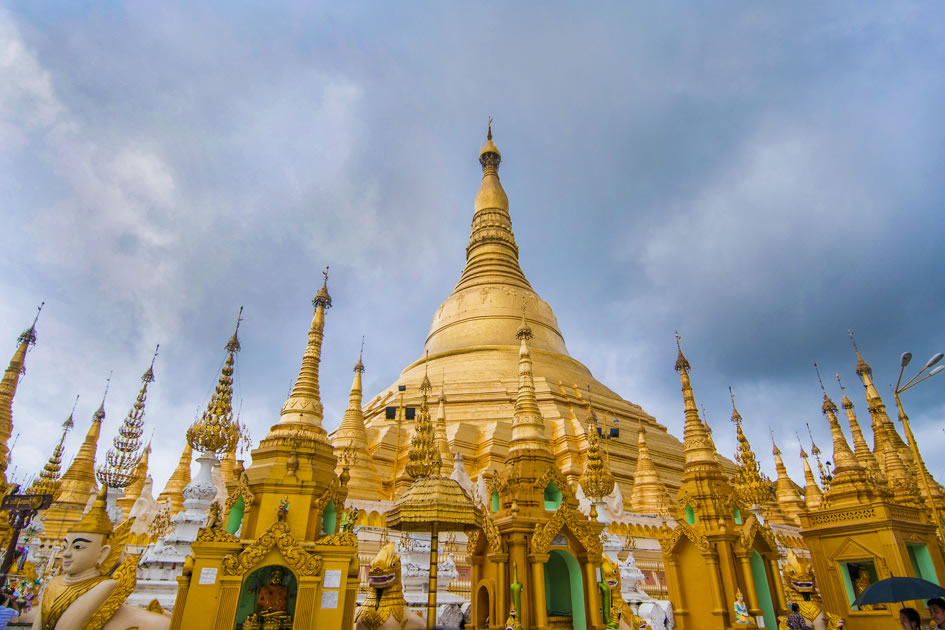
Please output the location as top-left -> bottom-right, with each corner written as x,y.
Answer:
508,534 -> 529,624
529,554 -> 549,629
736,553 -> 762,616
703,551 -> 727,617
583,558 -> 603,629
767,556 -> 788,613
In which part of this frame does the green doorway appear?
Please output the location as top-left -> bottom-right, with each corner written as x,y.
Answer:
750,551 -> 776,630
544,548 -> 587,630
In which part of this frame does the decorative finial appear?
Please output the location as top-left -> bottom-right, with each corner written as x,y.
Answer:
354,336 -> 365,373
806,423 -> 821,455
796,431 -> 807,458
64,394 -> 79,430
313,266 -> 332,309
674,331 -> 690,372
142,343 -> 159,383
848,329 -> 859,354
515,300 -> 533,341
17,301 -> 44,348
487,116 -> 493,141
814,363 -> 826,394
420,350 -> 432,393
95,371 -> 113,421
226,307 -> 243,353
729,386 -> 741,423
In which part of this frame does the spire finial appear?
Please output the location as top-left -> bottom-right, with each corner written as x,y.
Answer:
674,331 -> 690,372
420,350 -> 432,393
65,394 -> 79,430
806,422 -> 821,456
95,371 -> 112,420
354,336 -> 365,373
814,362 -> 826,394
17,302 -> 44,347
729,386 -> 741,423
515,299 -> 533,341
313,266 -> 332,309
142,343 -> 159,383
796,431 -> 808,458
487,116 -> 493,141
226,307 -> 243,353
849,329 -> 859,354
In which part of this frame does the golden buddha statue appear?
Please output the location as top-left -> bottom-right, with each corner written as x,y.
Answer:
243,567 -> 293,630
853,566 -> 882,611
32,487 -> 169,630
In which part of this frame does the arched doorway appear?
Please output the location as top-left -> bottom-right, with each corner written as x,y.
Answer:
476,584 -> 492,627
750,551 -> 776,630
544,549 -> 587,630
234,564 -> 298,629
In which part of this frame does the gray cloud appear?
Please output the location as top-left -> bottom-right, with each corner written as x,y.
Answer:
2,3 -> 945,491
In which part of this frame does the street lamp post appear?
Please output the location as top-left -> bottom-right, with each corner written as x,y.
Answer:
892,351 -> 945,546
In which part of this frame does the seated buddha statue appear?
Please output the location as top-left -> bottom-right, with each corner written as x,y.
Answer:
734,590 -> 754,625
243,568 -> 292,630
32,487 -> 169,630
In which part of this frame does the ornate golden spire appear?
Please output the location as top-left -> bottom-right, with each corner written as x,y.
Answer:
331,345 -> 383,500
187,315 -> 240,455
435,376 -> 452,476
798,436 -> 823,511
771,434 -> 805,524
70,486 -> 112,536
0,303 -> 43,478
816,363 -> 874,508
836,373 -> 889,498
98,346 -> 158,490
117,442 -> 151,518
404,372 -> 441,481
30,396 -> 77,497
40,382 -> 108,541
158,443 -> 192,514
453,120 -> 530,294
275,271 -> 331,440
675,333 -> 719,475
729,387 -> 770,507
629,420 -> 673,515
508,306 -> 551,457
579,389 -> 616,502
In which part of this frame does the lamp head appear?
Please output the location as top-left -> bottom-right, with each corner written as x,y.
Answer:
901,352 -> 913,368
926,353 -> 944,369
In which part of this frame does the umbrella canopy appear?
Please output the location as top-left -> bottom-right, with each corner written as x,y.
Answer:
853,577 -> 945,607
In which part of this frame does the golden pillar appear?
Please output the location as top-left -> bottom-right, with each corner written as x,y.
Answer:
703,551 -> 727,618
508,534 -> 529,624
529,553 -> 549,629
490,553 -> 508,625
736,553 -> 762,616
767,555 -> 789,613
428,523 -> 439,629
583,556 -> 604,629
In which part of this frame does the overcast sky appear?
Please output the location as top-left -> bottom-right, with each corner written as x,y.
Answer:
2,3 -> 944,495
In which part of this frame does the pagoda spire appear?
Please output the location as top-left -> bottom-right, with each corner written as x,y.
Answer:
331,344 -> 383,500
508,307 -> 551,458
435,376 -> 452,476
40,379 -> 108,542
275,270 -> 331,441
98,345 -> 158,494
675,334 -> 720,475
848,332 -> 925,503
0,303 -> 43,479
404,363 -> 441,480
579,389 -> 616,503
815,364 -> 874,508
186,313 -> 241,457
798,438 -> 823,511
729,387 -> 770,509
453,120 -> 530,294
30,396 -> 77,497
118,443 -> 151,519
836,373 -> 889,498
158,443 -> 193,514
629,420 -> 673,515
771,434 -> 805,524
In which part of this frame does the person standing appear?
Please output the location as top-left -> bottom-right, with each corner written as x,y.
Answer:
785,603 -> 810,630
927,598 -> 945,629
899,607 -> 921,629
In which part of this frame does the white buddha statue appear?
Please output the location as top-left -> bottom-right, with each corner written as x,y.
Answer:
32,487 -> 169,630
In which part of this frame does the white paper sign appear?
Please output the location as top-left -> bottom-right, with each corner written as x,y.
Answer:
198,568 -> 217,585
323,569 -> 342,589
320,590 -> 339,609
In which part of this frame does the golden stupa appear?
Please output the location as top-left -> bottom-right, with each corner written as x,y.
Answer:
346,125 -> 698,503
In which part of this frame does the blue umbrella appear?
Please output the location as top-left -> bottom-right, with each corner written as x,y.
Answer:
853,577 -> 945,607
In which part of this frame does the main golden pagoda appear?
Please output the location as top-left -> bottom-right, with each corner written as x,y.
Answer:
335,124 -> 700,506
